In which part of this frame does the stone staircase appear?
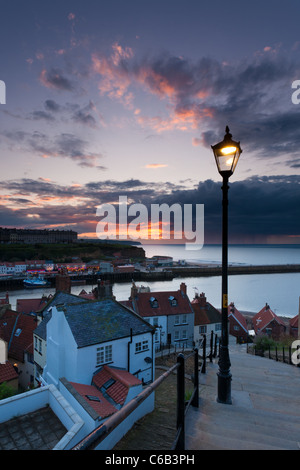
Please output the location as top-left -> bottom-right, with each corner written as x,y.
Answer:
185,341 -> 300,450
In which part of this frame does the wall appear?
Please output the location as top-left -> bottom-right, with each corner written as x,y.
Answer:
167,312 -> 194,346
0,385 -> 84,450
194,322 -> 221,347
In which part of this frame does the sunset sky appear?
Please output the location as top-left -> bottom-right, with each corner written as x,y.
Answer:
1,0 -> 300,244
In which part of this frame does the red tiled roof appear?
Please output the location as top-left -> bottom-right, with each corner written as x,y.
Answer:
0,361 -> 18,384
70,382 -> 117,419
191,294 -> 221,326
290,315 -> 298,328
0,310 -> 37,362
16,298 -> 48,314
252,304 -> 285,333
78,289 -> 97,300
132,289 -> 193,317
93,365 -> 141,406
228,303 -> 248,332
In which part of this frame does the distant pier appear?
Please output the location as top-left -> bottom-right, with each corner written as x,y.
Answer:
0,264 -> 299,291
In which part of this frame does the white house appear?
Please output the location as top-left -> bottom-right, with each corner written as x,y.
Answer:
33,291 -> 91,386
42,297 -> 155,387
0,291 -> 156,450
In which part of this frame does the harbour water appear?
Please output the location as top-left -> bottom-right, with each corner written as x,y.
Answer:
3,244 -> 300,319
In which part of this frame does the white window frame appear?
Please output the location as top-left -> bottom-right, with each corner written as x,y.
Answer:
182,314 -> 187,324
96,344 -> 112,366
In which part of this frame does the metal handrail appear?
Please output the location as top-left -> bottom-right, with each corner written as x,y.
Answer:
73,340 -> 207,451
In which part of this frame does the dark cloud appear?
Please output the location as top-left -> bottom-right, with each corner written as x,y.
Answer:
71,101 -> 97,128
29,110 -> 55,121
1,130 -> 104,168
44,99 -> 62,112
0,175 -> 299,242
39,68 -> 74,91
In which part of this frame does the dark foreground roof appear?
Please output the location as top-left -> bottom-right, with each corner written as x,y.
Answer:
34,291 -> 90,340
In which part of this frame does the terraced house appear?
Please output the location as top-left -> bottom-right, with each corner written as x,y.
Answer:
125,282 -> 194,348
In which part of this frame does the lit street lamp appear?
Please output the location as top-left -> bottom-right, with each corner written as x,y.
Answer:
211,126 -> 242,404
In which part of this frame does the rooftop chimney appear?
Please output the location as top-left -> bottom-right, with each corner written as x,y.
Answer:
97,279 -> 114,300
130,281 -> 138,300
180,283 -> 187,296
194,292 -> 206,308
55,268 -> 71,294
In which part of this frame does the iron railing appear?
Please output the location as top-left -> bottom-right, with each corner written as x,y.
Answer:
72,334 -> 211,451
249,341 -> 300,367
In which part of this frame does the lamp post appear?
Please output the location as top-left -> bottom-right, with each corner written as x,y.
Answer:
211,126 -> 242,404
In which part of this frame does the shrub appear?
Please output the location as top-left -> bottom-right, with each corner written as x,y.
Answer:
254,335 -> 277,353
0,382 -> 15,400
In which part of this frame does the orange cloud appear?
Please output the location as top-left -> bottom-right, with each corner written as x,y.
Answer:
145,163 -> 168,169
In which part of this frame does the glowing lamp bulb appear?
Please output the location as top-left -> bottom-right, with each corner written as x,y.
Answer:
221,146 -> 237,155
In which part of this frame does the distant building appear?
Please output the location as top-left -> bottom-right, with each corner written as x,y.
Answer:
191,292 -> 222,346
289,315 -> 298,338
16,297 -> 49,315
126,282 -> 194,347
228,302 -> 249,343
0,227 -> 77,244
114,264 -> 135,273
252,303 -> 286,340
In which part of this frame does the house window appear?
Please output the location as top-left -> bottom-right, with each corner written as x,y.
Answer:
34,336 -> 42,354
182,330 -> 187,340
215,323 -> 222,331
169,296 -> 177,307
150,297 -> 158,308
135,340 -> 149,353
182,314 -> 187,324
174,315 -> 180,325
96,345 -> 112,366
234,325 -> 240,331
174,331 -> 180,341
153,317 -> 159,327
199,325 -> 207,334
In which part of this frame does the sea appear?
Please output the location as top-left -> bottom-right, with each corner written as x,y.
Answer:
4,244 -> 300,319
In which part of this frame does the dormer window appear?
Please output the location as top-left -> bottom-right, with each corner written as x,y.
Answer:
15,328 -> 22,337
169,296 -> 177,307
150,297 -> 158,308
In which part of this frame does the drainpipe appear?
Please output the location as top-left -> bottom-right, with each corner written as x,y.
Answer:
151,330 -> 154,382
128,328 -> 133,373
8,314 -> 20,352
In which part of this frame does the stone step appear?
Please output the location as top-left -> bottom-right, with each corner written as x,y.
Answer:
186,402 -> 300,450
185,343 -> 300,450
186,426 -> 297,450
